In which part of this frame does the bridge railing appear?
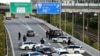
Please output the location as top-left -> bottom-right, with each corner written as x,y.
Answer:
62,3 -> 100,6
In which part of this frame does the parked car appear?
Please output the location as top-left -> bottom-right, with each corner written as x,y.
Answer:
55,48 -> 68,56
19,40 -> 36,50
31,44 -> 46,51
26,30 -> 35,37
63,45 -> 85,54
52,36 -> 72,43
21,51 -> 47,56
49,29 -> 63,37
36,46 -> 55,56
54,48 -> 83,56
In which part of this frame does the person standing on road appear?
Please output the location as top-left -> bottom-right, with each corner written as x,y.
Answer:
40,38 -> 45,44
46,31 -> 49,38
68,38 -> 71,45
18,32 -> 21,40
23,35 -> 27,42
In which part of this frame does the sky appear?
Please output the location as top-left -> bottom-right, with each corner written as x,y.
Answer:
0,0 -> 31,4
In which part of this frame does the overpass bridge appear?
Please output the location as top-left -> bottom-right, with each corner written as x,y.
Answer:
0,3 -> 100,13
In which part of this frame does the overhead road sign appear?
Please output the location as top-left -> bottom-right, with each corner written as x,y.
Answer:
10,2 -> 32,14
37,2 -> 61,14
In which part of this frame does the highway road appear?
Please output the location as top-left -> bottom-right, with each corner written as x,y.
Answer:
4,14 -> 91,56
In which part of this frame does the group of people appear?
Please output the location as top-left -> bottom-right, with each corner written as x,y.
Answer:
46,30 -> 63,40
18,32 -> 27,42
18,32 -> 45,44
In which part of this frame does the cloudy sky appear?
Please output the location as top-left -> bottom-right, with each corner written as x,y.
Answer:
0,0 -> 30,4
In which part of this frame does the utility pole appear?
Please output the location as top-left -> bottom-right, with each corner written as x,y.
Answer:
72,13 -> 74,36
98,13 -> 100,50
65,10 -> 66,31
83,13 -> 85,42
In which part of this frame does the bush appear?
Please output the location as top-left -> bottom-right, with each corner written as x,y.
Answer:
0,14 -> 6,56
93,42 -> 100,50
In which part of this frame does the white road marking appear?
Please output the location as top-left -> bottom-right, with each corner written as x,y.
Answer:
19,19 -> 32,30
48,43 -> 51,45
58,43 -> 64,48
53,47 -> 56,50
38,24 -> 46,32
44,39 -> 46,41
4,25 -> 15,56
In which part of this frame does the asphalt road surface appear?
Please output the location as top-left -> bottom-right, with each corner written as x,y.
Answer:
4,14 -> 91,56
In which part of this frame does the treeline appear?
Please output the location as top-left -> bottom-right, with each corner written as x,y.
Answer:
0,14 -> 6,56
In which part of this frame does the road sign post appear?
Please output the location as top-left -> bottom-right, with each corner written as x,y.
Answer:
10,2 -> 32,14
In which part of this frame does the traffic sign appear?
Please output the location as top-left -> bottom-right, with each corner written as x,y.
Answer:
10,2 -> 32,14
37,2 -> 61,14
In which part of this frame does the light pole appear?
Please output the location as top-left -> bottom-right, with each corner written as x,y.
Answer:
72,13 -> 74,36
83,12 -> 85,42
98,13 -> 100,50
59,0 -> 61,29
64,10 -> 66,31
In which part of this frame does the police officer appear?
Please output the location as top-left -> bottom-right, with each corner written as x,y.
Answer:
46,31 -> 49,38
68,39 -> 71,45
23,35 -> 27,42
18,32 -> 21,40
40,38 -> 45,44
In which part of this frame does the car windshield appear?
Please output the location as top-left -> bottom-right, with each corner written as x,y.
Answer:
30,53 -> 42,56
28,30 -> 33,32
64,46 -> 80,49
60,52 -> 68,55
42,48 -> 52,51
59,37 -> 67,38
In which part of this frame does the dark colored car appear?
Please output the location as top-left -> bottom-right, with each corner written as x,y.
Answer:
26,30 -> 35,37
36,46 -> 55,56
21,51 -> 47,56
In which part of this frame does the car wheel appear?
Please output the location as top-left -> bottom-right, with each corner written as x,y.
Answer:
63,41 -> 66,44
74,51 -> 79,54
25,47 -> 29,50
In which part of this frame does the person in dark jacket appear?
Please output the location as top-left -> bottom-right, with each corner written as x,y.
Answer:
32,45 -> 36,51
18,32 -> 21,40
46,31 -> 49,38
23,35 -> 27,42
68,39 -> 71,45
40,38 -> 45,44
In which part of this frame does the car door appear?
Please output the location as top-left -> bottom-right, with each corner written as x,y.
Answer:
29,42 -> 34,49
66,46 -> 74,54
57,37 -> 63,42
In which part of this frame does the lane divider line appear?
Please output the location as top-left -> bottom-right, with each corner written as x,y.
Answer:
38,24 -> 46,32
48,43 -> 51,45
53,47 -> 56,50
4,25 -> 15,56
18,19 -> 32,30
58,43 -> 64,48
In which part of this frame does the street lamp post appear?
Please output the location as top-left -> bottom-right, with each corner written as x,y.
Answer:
65,10 -> 66,31
83,13 -> 85,42
72,13 -> 74,36
98,13 -> 100,50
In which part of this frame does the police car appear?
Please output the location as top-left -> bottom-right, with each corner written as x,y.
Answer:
21,51 -> 48,56
54,48 -> 83,56
64,45 -> 85,54
52,36 -> 71,43
19,40 -> 36,50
